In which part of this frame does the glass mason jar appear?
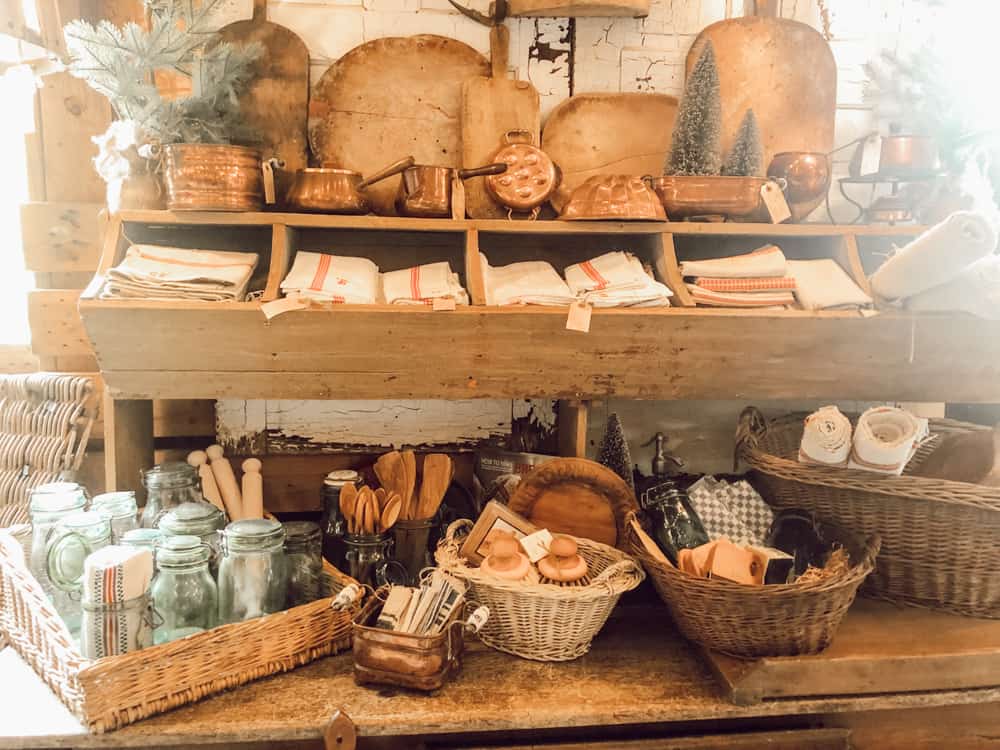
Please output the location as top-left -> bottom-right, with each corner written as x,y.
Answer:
121,528 -> 163,577
640,482 -> 709,565
320,470 -> 361,570
217,519 -> 287,624
151,535 -> 218,644
158,501 -> 225,576
343,533 -> 406,589
91,491 -> 139,543
80,593 -> 155,659
140,462 -> 202,528
28,482 -> 88,601
284,521 -> 323,608
45,510 -> 113,634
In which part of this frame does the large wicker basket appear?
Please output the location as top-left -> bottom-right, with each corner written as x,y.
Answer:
0,534 -> 362,733
736,407 -> 1000,618
435,520 -> 645,661
625,512 -> 879,658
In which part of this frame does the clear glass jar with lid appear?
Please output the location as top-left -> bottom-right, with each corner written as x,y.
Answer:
27,482 -> 88,600
158,501 -> 225,575
91,491 -> 139,543
151,535 -> 218,644
140,462 -> 202,528
218,519 -> 288,624
45,509 -> 113,634
320,470 -> 360,569
283,521 -> 323,608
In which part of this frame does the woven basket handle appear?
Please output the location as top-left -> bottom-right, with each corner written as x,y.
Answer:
733,406 -> 768,471
590,557 -> 643,591
444,518 -> 473,545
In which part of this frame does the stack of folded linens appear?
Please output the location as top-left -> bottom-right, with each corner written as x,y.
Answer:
101,245 -> 259,302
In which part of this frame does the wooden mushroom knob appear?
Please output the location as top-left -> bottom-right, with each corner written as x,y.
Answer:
241,458 -> 264,520
481,536 -> 531,581
538,535 -> 589,583
187,449 -> 225,514
206,444 -> 243,521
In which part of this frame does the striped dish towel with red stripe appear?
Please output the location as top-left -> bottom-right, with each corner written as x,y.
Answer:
686,284 -> 796,308
694,276 -> 797,292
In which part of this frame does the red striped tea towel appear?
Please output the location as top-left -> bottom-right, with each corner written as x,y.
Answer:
279,251 -> 379,304
381,262 -> 469,305
686,284 -> 796,308
694,276 -> 796,292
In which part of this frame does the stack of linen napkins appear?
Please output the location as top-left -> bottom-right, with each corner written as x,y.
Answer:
680,244 -> 797,308
381,261 -> 469,306
101,244 -> 259,302
280,251 -> 380,303
564,251 -> 672,308
481,254 -> 576,306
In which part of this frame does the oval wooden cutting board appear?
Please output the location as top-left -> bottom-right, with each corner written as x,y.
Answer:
310,35 -> 489,216
687,17 -> 836,169
541,93 -> 677,213
507,457 -> 638,548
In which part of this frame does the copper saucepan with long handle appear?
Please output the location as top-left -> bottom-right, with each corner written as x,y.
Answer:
396,162 -> 508,218
285,156 -> 415,214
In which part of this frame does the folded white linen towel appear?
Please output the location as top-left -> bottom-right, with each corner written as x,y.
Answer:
80,545 -> 154,658
799,405 -> 853,467
679,244 -> 787,279
280,252 -> 379,304
104,244 -> 258,302
381,262 -> 469,305
481,254 -> 575,306
564,251 -> 672,307
906,255 -> 1000,319
686,284 -> 795,307
787,259 -> 872,310
870,211 -> 998,301
584,282 -> 672,308
848,406 -> 929,476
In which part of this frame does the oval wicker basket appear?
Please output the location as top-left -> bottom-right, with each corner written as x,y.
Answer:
435,520 -> 645,662
626,511 -> 879,658
736,407 -> 1000,618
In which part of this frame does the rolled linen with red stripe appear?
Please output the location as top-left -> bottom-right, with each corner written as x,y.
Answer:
799,405 -> 852,467
848,406 -> 929,476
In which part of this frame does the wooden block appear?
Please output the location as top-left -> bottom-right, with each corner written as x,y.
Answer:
103,395 -> 154,500
557,399 -> 589,458
27,289 -> 90,357
0,345 -> 39,374
21,202 -> 105,273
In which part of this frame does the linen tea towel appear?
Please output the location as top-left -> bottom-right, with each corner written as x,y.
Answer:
799,405 -> 853,467
679,245 -> 787,279
280,252 -> 379,304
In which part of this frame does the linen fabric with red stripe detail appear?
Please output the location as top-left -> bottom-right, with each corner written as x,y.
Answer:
481,253 -> 575,306
564,251 -> 672,308
82,545 -> 153,658
102,244 -> 259,301
693,276 -> 797,292
679,244 -> 787,279
381,261 -> 470,305
686,284 -> 795,308
279,251 -> 379,304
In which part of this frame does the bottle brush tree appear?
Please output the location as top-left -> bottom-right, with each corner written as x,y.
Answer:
664,40 -> 722,176
597,413 -> 635,493
722,109 -> 764,177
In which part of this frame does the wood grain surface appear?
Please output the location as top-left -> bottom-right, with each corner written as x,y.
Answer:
542,93 -> 677,212
310,35 -> 489,216
686,17 -> 836,169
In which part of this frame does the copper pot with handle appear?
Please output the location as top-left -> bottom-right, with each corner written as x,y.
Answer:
396,162 -> 507,218
285,156 -> 415,214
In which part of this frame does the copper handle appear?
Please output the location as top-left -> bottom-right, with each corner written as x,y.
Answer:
503,129 -> 534,145
358,156 -> 416,189
457,163 -> 507,179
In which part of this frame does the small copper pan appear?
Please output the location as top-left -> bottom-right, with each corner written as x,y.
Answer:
285,156 -> 415,214
396,162 -> 507,218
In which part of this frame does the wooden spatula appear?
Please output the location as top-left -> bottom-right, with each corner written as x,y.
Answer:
375,451 -> 403,502
417,453 -> 452,520
340,483 -> 357,533
401,450 -> 417,520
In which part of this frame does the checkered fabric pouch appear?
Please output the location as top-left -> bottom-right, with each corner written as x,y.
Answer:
722,480 -> 774,545
686,478 -> 755,544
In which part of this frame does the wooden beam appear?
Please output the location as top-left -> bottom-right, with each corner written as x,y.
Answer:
102,395 -> 153,500
21,202 -> 104,272
557,399 -> 589,457
27,289 -> 89,357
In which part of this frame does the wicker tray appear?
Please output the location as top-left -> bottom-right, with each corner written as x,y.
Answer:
435,519 -> 645,662
0,535 -> 362,733
625,512 -> 879,658
736,407 -> 1000,618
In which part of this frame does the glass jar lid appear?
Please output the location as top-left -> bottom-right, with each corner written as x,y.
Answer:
324,470 -> 359,487
91,491 -> 138,520
224,518 -> 285,551
283,521 -> 321,549
122,528 -> 162,549
143,461 -> 198,490
60,510 -> 113,540
156,534 -> 210,567
29,482 -> 87,513
159,501 -> 225,536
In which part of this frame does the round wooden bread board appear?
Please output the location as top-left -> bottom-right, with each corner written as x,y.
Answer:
507,457 -> 638,548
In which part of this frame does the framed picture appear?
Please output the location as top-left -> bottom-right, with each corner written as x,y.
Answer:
459,500 -> 538,564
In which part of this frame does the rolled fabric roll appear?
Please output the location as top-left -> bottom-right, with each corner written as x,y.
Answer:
906,255 -> 1000,319
799,405 -> 852,467
848,406 -> 929,476
869,211 -> 998,301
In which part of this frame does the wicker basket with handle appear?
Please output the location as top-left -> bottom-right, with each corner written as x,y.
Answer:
736,406 -> 1000,618
435,519 -> 645,661
0,535 -> 362,733
625,511 -> 879,658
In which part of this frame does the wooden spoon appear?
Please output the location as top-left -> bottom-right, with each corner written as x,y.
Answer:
375,487 -> 388,511
357,488 -> 372,535
340,483 -> 358,533
417,453 -> 452,520
401,450 -> 417,520
379,495 -> 402,533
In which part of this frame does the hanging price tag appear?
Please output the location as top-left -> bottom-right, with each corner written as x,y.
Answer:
860,135 -> 882,176
518,529 -> 554,563
262,160 -> 277,205
451,174 -> 466,220
432,297 -> 457,311
760,182 -> 791,224
566,300 -> 592,333
261,296 -> 308,321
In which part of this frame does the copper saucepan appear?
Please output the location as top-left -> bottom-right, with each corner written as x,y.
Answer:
396,163 -> 508,218
285,156 -> 415,214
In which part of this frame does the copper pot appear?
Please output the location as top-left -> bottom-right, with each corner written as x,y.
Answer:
396,162 -> 507,218
163,144 -> 263,212
767,152 -> 831,222
649,175 -> 767,220
285,157 -> 414,214
879,135 -> 939,177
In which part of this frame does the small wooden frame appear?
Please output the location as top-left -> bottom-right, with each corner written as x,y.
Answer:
458,500 -> 538,564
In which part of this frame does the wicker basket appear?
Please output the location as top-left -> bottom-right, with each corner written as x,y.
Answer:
626,512 -> 879,658
736,407 -> 1000,618
0,535 -> 362,733
435,520 -> 645,661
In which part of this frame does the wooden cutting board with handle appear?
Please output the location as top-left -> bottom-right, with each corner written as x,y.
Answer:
686,2 -> 836,169
217,0 -> 309,201
461,25 -> 540,219
541,93 -> 677,213
310,35 -> 489,216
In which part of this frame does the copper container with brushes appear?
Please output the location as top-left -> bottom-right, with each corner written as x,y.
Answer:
163,144 -> 263,212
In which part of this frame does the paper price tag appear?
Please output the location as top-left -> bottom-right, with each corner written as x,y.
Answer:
566,300 -> 592,333
261,296 -> 308,321
262,160 -> 276,205
860,135 -> 882,176
518,529 -> 554,563
760,182 -> 791,224
432,297 -> 457,311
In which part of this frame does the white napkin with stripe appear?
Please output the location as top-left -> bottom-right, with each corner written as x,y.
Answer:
564,251 -> 672,308
280,252 -> 379,304
381,262 -> 469,305
80,545 -> 154,659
